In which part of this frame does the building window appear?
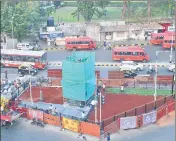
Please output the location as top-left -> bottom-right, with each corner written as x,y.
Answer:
116,32 -> 125,37
105,32 -> 112,40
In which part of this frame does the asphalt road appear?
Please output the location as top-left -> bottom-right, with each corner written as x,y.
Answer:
46,45 -> 175,63
1,119 -> 90,141
1,66 -> 174,81
1,118 -> 174,141
111,123 -> 175,141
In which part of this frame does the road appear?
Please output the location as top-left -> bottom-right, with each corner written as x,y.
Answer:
46,45 -> 175,63
1,118 -> 174,141
1,66 -> 174,81
111,123 -> 175,141
1,119 -> 91,141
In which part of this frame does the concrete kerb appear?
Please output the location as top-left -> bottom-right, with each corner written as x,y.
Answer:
48,62 -> 169,68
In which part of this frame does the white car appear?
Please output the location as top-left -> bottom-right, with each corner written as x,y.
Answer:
17,42 -> 34,50
120,61 -> 144,71
168,63 -> 175,72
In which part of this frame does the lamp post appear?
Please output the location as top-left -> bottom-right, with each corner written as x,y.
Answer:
154,51 -> 170,101
99,91 -> 102,124
169,26 -> 174,63
95,74 -> 98,123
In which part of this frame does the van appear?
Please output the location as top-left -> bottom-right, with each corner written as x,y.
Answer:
17,42 -> 40,51
17,43 -> 34,50
112,46 -> 150,63
120,61 -> 144,71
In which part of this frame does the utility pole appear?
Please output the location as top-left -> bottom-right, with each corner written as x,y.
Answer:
95,74 -> 98,123
29,66 -> 33,106
99,91 -> 102,124
147,0 -> 151,21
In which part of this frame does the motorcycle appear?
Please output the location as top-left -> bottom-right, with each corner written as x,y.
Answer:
31,118 -> 44,127
147,68 -> 156,74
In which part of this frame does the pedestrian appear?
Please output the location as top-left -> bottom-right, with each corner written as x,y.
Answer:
144,32 -> 148,41
102,83 -> 106,92
107,133 -> 110,141
108,41 -> 111,50
49,104 -> 53,114
103,40 -> 107,50
82,111 -> 85,121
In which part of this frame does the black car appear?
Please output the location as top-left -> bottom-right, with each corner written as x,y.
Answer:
124,70 -> 138,78
18,65 -> 38,76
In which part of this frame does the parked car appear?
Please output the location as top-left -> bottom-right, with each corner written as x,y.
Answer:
124,70 -> 138,78
18,64 -> 38,76
120,61 -> 144,71
167,63 -> 175,72
17,42 -> 41,51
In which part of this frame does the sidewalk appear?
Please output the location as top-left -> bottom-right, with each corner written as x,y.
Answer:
109,111 -> 175,141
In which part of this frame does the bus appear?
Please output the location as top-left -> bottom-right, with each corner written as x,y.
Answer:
1,49 -> 47,69
162,34 -> 176,49
65,37 -> 96,50
112,46 -> 150,63
150,32 -> 165,45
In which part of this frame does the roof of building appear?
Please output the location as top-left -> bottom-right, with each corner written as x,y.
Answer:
113,46 -> 144,52
1,49 -> 46,57
100,25 -> 128,32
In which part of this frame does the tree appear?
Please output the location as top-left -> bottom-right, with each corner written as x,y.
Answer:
72,0 -> 109,22
53,1 -> 61,8
1,1 -> 42,42
96,0 -> 109,10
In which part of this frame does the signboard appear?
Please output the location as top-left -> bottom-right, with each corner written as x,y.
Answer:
120,116 -> 137,130
62,117 -> 80,132
142,110 -> 157,126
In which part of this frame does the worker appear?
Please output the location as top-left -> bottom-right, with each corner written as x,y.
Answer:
107,133 -> 111,141
102,84 -> 106,92
1,106 -> 4,115
49,104 -> 54,114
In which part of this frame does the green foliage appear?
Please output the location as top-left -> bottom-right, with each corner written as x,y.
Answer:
72,0 -> 110,22
1,1 -> 40,41
53,1 -> 61,8
96,0 -> 110,9
1,0 -> 56,41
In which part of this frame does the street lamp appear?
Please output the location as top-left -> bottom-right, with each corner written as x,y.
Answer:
154,51 -> 170,101
169,25 -> 174,63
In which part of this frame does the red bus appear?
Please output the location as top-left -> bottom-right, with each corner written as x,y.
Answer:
1,49 -> 47,69
162,34 -> 176,49
112,46 -> 150,63
65,37 -> 96,50
150,32 -> 165,45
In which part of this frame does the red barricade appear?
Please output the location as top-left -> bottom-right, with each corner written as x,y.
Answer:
16,107 -> 28,117
27,109 -> 44,121
103,120 -> 119,138
80,122 -> 100,138
137,115 -> 143,128
167,101 -> 175,113
157,105 -> 167,120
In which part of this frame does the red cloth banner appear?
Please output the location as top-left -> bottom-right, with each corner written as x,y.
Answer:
120,116 -> 137,130
27,109 -> 44,121
142,110 -> 157,126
